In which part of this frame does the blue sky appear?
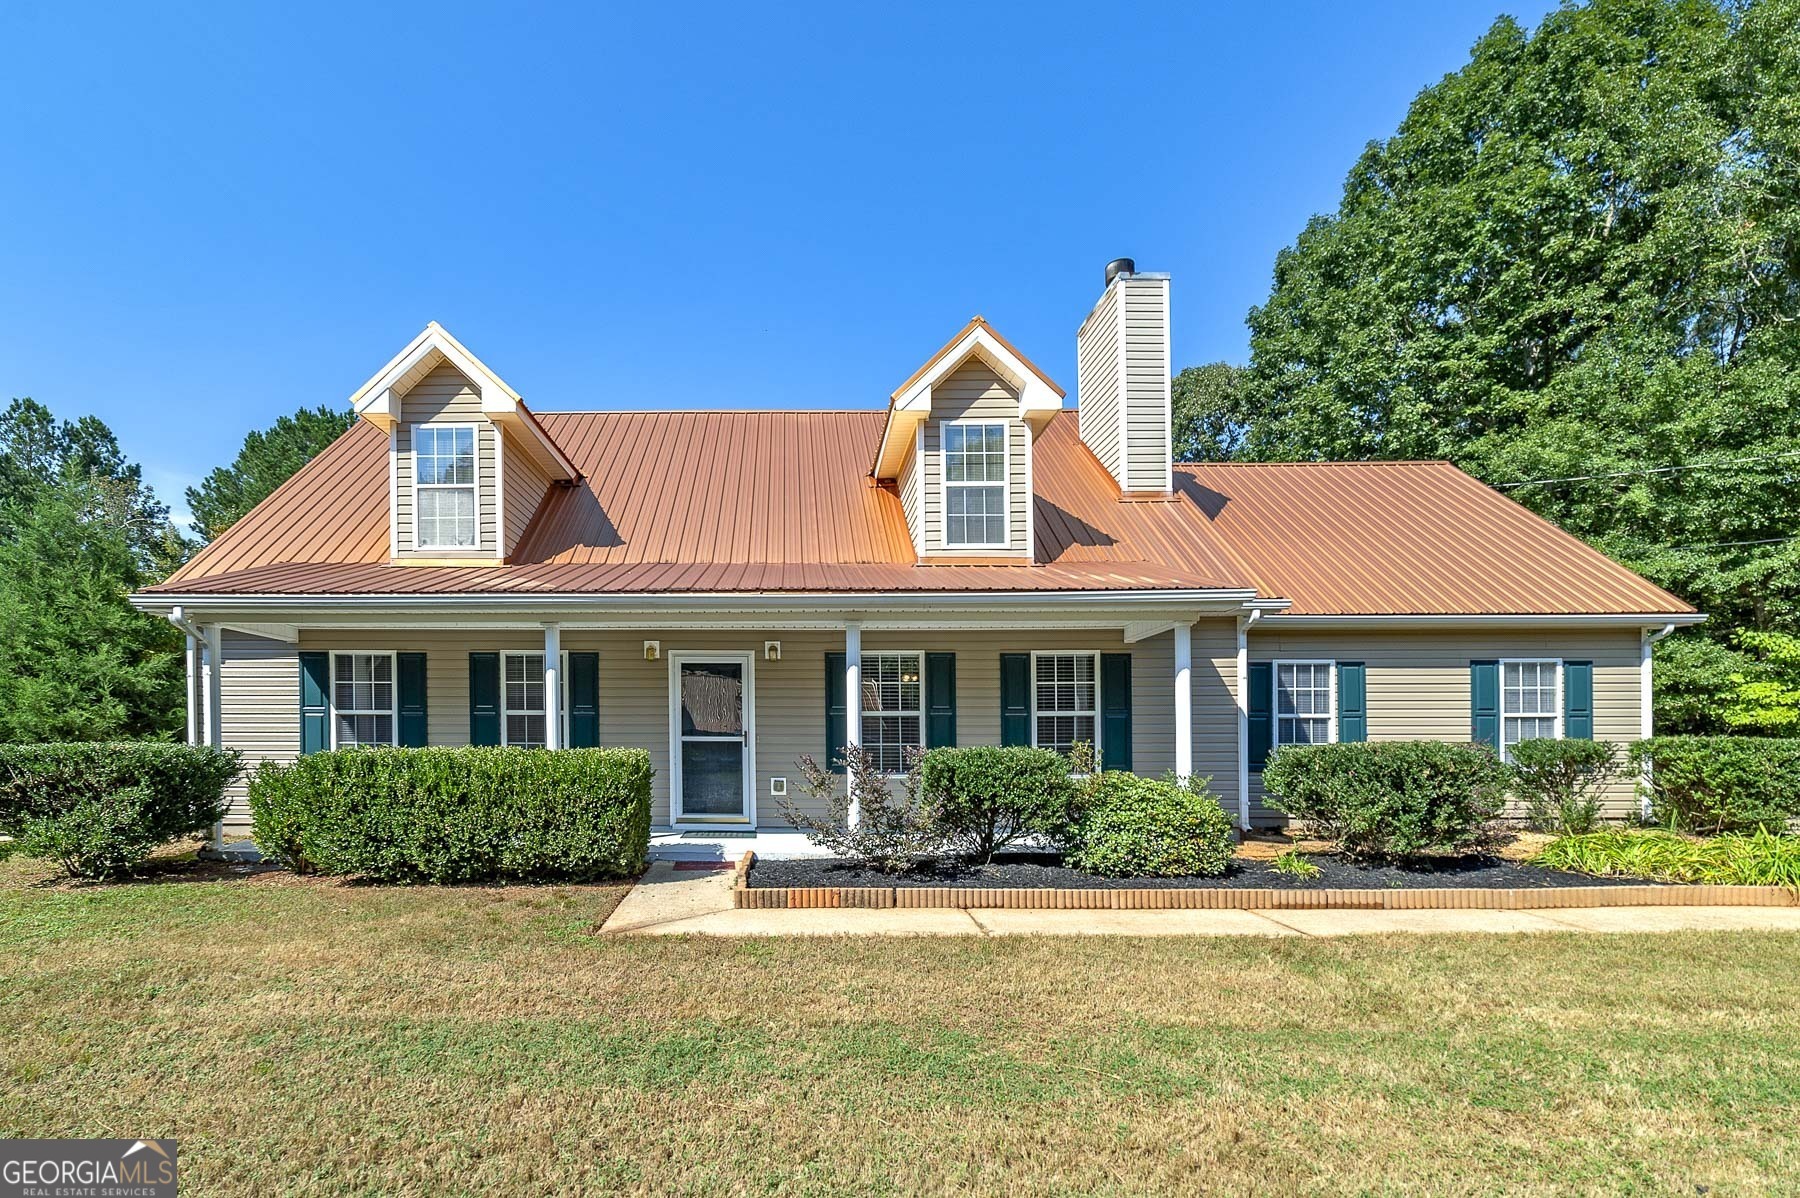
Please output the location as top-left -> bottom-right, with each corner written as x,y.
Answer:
0,1 -> 1557,528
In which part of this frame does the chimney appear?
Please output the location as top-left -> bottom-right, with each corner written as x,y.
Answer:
1076,259 -> 1172,495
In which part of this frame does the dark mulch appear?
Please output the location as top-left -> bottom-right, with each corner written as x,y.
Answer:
747,852 -> 1655,891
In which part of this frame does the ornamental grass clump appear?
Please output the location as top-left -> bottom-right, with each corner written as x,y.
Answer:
1533,828 -> 1800,889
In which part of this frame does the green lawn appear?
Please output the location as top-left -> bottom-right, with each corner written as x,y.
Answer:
4,854 -> 1800,1196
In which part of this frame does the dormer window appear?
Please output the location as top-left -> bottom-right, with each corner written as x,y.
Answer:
943,421 -> 1008,548
415,424 -> 478,549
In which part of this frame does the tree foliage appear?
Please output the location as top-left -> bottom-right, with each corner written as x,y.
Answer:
1200,0 -> 1800,730
0,399 -> 190,741
185,405 -> 352,541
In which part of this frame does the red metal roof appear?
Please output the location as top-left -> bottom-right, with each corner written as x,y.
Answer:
149,409 -> 1694,616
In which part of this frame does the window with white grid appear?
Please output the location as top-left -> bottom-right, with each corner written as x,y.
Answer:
1502,659 -> 1561,759
943,422 -> 1007,547
860,653 -> 923,775
332,653 -> 394,747
504,652 -> 547,748
1276,661 -> 1335,745
414,425 -> 477,549
1033,653 -> 1097,754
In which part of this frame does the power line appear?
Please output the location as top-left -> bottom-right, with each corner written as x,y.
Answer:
1497,450 -> 1800,489
1663,535 -> 1798,552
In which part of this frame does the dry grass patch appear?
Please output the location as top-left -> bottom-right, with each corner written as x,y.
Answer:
3,855 -> 1800,1195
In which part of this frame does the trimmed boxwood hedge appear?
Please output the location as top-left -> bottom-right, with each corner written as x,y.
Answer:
1064,772 -> 1235,877
247,747 -> 652,883
1631,736 -> 1800,835
0,743 -> 241,878
1261,740 -> 1508,860
920,745 -> 1074,862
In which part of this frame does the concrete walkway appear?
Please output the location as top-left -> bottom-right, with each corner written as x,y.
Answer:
599,861 -> 1800,937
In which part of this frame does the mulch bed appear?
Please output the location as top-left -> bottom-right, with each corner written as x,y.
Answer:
746,852 -> 1647,891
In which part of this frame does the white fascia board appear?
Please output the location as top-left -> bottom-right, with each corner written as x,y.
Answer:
1256,612 -> 1706,630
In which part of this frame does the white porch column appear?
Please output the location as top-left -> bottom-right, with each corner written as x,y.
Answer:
844,621 -> 862,827
543,622 -> 562,750
202,625 -> 224,850
1234,612 -> 1260,832
1173,622 -> 1193,782
184,633 -> 199,746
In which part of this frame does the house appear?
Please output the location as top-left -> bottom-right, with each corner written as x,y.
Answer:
133,260 -> 1701,850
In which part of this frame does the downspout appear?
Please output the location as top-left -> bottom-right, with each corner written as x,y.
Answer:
1639,623 -> 1677,820
1235,609 -> 1263,833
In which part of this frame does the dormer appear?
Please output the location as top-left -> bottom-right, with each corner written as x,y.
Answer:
349,323 -> 579,564
872,317 -> 1064,562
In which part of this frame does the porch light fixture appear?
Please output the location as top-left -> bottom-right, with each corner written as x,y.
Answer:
764,640 -> 781,661
643,640 -> 660,661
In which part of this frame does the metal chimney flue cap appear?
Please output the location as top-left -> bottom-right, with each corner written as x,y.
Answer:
1105,258 -> 1136,286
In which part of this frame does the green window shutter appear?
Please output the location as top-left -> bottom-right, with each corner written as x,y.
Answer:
568,652 -> 600,747
925,652 -> 956,748
469,652 -> 500,746
1470,661 -> 1499,746
1564,661 -> 1593,740
1100,653 -> 1132,772
1000,653 -> 1031,746
1337,662 -> 1367,743
299,651 -> 330,755
825,651 -> 847,773
397,652 -> 429,747
1248,661 -> 1273,769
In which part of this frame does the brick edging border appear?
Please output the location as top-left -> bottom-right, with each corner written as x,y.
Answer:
730,858 -> 1795,911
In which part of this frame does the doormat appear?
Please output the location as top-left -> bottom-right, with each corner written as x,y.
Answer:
672,862 -> 733,872
682,830 -> 756,839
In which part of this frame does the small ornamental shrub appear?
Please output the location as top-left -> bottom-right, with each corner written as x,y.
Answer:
1630,736 -> 1800,835
1533,828 -> 1800,888
1261,740 -> 1508,860
1509,739 -> 1620,834
246,747 -> 652,883
1064,772 -> 1234,877
783,746 -> 943,873
0,743 -> 240,878
920,746 -> 1075,862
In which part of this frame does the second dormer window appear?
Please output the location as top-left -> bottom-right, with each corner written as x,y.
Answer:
415,425 -> 477,549
943,422 -> 1007,547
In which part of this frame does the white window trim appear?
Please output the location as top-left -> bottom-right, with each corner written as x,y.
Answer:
1273,659 -> 1337,747
1029,650 -> 1101,756
939,418 -> 1010,550
501,650 -> 573,749
329,650 -> 398,748
1499,657 -> 1563,760
412,422 -> 480,552
859,650 -> 925,776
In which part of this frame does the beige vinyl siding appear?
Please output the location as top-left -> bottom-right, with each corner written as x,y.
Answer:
501,429 -> 553,556
1120,276 -> 1172,491
897,431 -> 923,554
217,632 -> 300,832
1075,282 -> 1122,483
920,361 -> 1029,555
392,363 -> 498,559
1244,628 -> 1646,821
1190,620 -> 1241,791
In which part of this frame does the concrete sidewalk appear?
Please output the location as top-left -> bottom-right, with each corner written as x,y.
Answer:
598,861 -> 1800,937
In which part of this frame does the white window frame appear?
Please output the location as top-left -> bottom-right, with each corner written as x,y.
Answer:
1500,657 -> 1563,761
412,422 -> 480,551
1273,659 -> 1337,747
1030,650 -> 1100,757
860,650 -> 925,776
940,419 -> 1009,549
501,650 -> 573,749
329,650 -> 398,748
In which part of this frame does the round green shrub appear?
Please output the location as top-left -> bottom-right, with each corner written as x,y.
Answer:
1262,740 -> 1507,860
1065,772 -> 1235,878
920,745 -> 1074,862
1631,736 -> 1800,834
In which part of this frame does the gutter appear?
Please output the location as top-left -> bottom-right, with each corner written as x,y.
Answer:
1256,612 -> 1706,630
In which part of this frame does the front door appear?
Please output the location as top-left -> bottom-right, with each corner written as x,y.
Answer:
670,654 -> 754,825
